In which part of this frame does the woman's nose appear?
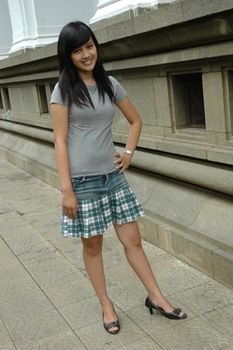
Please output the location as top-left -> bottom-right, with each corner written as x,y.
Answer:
82,48 -> 90,58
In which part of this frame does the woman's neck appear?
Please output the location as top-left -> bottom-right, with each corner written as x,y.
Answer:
79,71 -> 95,85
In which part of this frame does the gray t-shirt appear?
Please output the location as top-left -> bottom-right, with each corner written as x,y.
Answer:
50,76 -> 127,176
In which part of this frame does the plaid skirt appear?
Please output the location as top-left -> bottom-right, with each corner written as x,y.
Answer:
61,170 -> 144,238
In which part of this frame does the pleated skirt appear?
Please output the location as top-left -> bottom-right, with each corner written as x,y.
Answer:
61,170 -> 144,238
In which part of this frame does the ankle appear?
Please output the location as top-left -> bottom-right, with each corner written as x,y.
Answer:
148,291 -> 164,302
100,297 -> 112,307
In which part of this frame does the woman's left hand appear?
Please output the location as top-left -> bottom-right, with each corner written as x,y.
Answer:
114,152 -> 132,172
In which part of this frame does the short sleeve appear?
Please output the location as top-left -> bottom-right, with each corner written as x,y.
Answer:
109,76 -> 127,103
50,82 -> 68,106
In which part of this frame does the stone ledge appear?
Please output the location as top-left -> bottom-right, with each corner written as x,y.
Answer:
0,124 -> 233,196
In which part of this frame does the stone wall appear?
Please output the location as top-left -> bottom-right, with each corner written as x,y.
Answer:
0,0 -> 233,288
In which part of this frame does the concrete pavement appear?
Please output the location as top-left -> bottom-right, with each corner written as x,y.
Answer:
0,158 -> 233,350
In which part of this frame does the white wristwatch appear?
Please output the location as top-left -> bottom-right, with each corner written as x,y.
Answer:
124,149 -> 134,156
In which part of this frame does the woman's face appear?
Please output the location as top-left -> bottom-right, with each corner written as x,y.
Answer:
70,38 -> 97,74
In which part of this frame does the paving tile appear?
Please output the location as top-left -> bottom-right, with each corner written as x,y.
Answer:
108,280 -> 149,311
220,343 -> 233,350
15,330 -> 86,350
23,256 -> 86,288
153,317 -> 231,350
116,336 -> 163,350
173,280 -> 233,315
0,318 -> 15,350
1,159 -> 233,350
59,296 -> 112,330
202,304 -> 233,337
75,311 -> 146,350
126,295 -> 195,335
0,212 -> 27,232
149,253 -> 211,295
8,197 -> 59,215
4,309 -> 71,347
105,263 -> 139,289
0,224 -> 58,262
23,256 -> 95,307
22,209 -> 62,239
0,279 -> 55,321
0,178 -> 23,193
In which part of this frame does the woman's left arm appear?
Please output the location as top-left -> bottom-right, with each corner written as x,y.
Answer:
114,96 -> 142,172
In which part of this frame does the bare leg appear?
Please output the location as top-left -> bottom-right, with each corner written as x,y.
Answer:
114,221 -> 185,316
81,235 -> 119,331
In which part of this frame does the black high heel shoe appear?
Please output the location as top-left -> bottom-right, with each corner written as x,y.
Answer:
102,304 -> 120,334
145,296 -> 187,320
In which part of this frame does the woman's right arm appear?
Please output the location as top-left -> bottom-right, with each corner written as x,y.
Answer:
51,104 -> 78,219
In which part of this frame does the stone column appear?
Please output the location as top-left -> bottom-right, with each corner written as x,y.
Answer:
7,0 -> 99,55
7,0 -> 38,54
0,0 -> 12,59
90,0 -> 175,23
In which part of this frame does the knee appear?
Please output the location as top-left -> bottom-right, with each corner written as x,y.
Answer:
123,236 -> 142,251
82,236 -> 102,257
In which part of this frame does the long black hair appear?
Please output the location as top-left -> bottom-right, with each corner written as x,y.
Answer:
57,21 -> 114,108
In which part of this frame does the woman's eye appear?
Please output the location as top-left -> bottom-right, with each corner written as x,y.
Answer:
87,44 -> 93,48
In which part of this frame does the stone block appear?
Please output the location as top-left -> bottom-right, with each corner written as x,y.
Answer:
158,141 -> 208,159
213,249 -> 233,289
153,76 -> 172,127
143,175 -> 208,228
215,132 -> 232,145
138,215 -> 159,246
189,197 -> 233,249
207,148 -> 233,166
133,1 -> 183,35
123,169 -> 156,205
137,135 -> 157,150
158,226 -> 214,277
213,0 -> 233,13
206,131 -> 217,144
180,0 -> 215,22
141,124 -> 165,136
121,77 -> 157,125
203,71 -> 226,132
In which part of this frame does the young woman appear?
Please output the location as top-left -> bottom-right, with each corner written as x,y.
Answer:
50,21 -> 187,335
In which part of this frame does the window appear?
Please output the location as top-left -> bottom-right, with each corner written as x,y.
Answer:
171,73 -> 205,129
37,84 -> 49,114
2,87 -> 11,110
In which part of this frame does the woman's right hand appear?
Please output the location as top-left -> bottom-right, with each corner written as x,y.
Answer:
62,189 -> 78,219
